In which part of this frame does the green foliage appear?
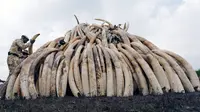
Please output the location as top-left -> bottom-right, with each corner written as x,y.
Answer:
196,69 -> 200,77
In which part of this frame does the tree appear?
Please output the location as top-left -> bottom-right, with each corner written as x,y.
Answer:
196,69 -> 200,77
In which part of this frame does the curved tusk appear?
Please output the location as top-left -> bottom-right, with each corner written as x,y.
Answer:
95,18 -> 114,28
74,15 -> 80,24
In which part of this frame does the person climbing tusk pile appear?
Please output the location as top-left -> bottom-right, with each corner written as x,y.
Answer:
3,18 -> 200,100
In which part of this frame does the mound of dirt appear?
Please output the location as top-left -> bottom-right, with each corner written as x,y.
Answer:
1,92 -> 200,112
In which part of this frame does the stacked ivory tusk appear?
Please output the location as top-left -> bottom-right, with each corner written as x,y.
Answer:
4,19 -> 200,100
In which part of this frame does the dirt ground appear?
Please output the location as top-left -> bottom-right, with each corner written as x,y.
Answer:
0,92 -> 200,112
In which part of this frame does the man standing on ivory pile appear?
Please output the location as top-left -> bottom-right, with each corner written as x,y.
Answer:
7,35 -> 35,77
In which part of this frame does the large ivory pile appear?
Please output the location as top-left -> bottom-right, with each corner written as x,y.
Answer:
4,18 -> 200,100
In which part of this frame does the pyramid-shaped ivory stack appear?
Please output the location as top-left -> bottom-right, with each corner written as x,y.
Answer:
5,19 -> 200,100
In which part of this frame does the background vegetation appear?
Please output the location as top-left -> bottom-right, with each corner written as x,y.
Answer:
196,69 -> 200,77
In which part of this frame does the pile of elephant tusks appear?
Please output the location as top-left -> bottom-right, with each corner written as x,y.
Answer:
4,17 -> 200,100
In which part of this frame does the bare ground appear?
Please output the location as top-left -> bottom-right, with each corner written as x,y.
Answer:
0,92 -> 200,112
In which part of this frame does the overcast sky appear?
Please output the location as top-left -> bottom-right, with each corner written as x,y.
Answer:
0,0 -> 200,80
